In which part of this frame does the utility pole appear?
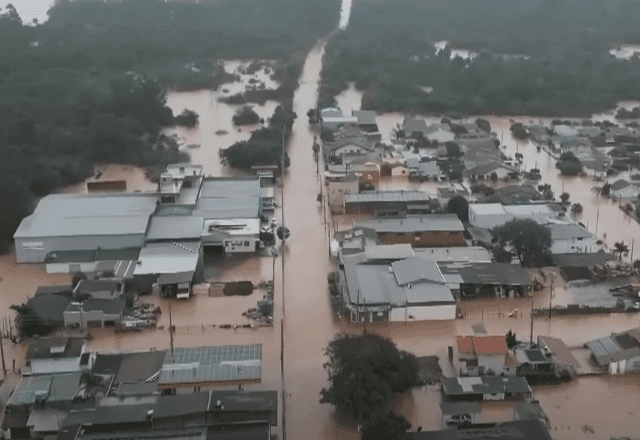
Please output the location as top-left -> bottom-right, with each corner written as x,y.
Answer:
0,332 -> 6,377
169,302 -> 174,361
530,300 -> 534,347
548,279 -> 553,320
595,208 -> 600,237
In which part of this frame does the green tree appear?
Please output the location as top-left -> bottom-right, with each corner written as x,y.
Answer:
506,330 -> 518,349
613,241 -> 629,260
571,203 -> 583,214
491,219 -> 552,267
445,142 -> 462,158
447,196 -> 469,223
321,128 -> 335,143
490,172 -> 498,182
475,118 -> 491,133
320,334 -> 421,422
361,412 -> 411,440
232,106 -> 260,125
560,192 -> 570,204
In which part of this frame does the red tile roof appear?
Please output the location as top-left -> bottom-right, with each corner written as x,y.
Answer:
472,336 -> 508,355
457,336 -> 475,354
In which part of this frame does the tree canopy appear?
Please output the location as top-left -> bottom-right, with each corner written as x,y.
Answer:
320,333 -> 421,422
491,218 -> 552,267
447,196 -> 469,223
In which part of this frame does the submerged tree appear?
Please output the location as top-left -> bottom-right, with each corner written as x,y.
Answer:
361,412 -> 411,440
320,333 -> 421,422
491,219 -> 552,267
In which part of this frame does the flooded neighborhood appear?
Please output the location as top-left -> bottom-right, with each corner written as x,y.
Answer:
3,1 -> 640,440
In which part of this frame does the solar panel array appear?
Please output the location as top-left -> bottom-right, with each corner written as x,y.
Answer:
158,345 -> 262,385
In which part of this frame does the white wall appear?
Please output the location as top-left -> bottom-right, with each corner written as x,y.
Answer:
224,236 -> 257,253
46,261 -> 100,274
16,234 -> 145,263
477,354 -> 506,374
31,357 -> 81,374
468,212 -> 514,230
550,236 -> 595,254
389,304 -> 455,322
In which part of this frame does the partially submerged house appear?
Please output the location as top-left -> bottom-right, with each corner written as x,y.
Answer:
440,376 -> 532,401
457,336 -> 515,376
586,328 -> 640,374
356,215 -> 466,247
27,338 -> 92,374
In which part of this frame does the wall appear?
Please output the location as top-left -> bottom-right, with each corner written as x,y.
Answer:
378,231 -> 466,247
468,212 -> 514,229
328,180 -> 359,213
550,236 -> 595,254
46,261 -> 100,274
477,354 -> 507,375
224,236 -> 257,253
389,304 -> 456,321
16,234 -> 145,264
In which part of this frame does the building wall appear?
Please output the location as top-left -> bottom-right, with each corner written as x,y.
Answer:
377,231 -> 466,247
46,261 -> 100,274
31,357 -> 82,374
389,304 -> 455,321
550,237 -> 595,254
16,234 -> 145,264
224,236 -> 257,253
360,170 -> 380,184
477,354 -> 506,375
468,212 -> 514,230
334,145 -> 364,156
64,310 -> 122,327
328,180 -> 359,213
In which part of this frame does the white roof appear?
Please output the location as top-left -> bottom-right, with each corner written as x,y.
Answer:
146,216 -> 205,241
414,247 -> 492,263
503,205 -> 553,216
134,241 -> 201,275
204,218 -> 260,236
14,194 -> 157,238
469,203 -> 507,216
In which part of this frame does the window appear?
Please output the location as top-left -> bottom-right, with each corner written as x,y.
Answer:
244,241 -> 250,247
225,241 -> 230,247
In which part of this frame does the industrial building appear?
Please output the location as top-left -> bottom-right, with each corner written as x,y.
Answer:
356,214 -> 466,247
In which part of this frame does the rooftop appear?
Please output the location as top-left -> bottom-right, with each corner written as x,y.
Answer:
27,338 -> 84,360
587,328 -> 640,364
92,403 -> 157,425
194,178 -> 260,219
14,194 -> 157,239
457,336 -> 507,356
469,203 -> 507,216
79,428 -> 208,440
153,392 -> 210,419
7,372 -> 82,406
352,110 -> 377,125
66,298 -> 125,315
357,215 -> 464,233
26,293 -> 72,324
437,262 -> 532,286
165,164 -> 204,177
208,390 -> 278,424
414,247 -> 491,263
45,248 -> 141,265
441,376 -> 531,397
409,420 -> 551,440
503,204 -> 552,216
114,350 -> 167,385
146,216 -> 205,241
548,223 -> 594,240
538,335 -> 579,367
345,190 -> 431,204
134,241 -> 201,276
74,280 -> 121,298
391,257 -> 444,285
550,252 -> 614,267
157,271 -> 194,285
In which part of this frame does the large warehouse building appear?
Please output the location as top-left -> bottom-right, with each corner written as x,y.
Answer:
13,194 -> 158,263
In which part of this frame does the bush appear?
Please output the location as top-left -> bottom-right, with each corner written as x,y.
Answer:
232,106 -> 260,125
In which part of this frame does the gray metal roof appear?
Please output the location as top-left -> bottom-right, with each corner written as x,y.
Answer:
8,373 -> 82,406
146,216 -> 205,241
548,223 -> 594,240
199,178 -> 260,198
14,194 -> 157,238
352,110 -> 377,125
157,271 -> 194,285
391,257 -> 444,285
586,329 -> 640,364
538,335 -> 578,367
414,247 -> 492,263
345,190 -> 431,204
441,376 -> 531,396
159,345 -> 262,386
357,215 -> 464,233
80,428 -> 208,440
153,392 -> 210,418
437,262 -> 532,286
134,241 -> 201,276
194,198 -> 258,219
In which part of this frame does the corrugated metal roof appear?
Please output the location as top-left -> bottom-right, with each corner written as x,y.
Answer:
146,216 -> 205,241
134,241 -> 201,275
469,203 -> 508,216
548,224 -> 593,240
357,215 -> 464,233
437,262 -> 532,285
414,247 -> 492,263
14,195 -> 157,238
345,190 -> 430,204
391,257 -> 444,285
195,198 -> 258,219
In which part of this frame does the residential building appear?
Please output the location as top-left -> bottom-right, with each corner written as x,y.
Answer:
548,223 -> 595,254
158,164 -> 204,206
352,110 -> 379,132
457,336 -> 515,376
465,162 -> 516,180
468,203 -> 562,230
27,338 -> 92,374
407,420 -> 552,440
344,190 -> 432,216
586,328 -> 640,374
379,159 -> 409,177
436,183 -> 470,209
403,117 -> 429,138
440,376 -> 532,401
426,128 -> 455,143
325,173 -> 359,214
320,107 -> 358,130
63,298 -> 126,328
339,261 -> 457,322
327,161 -> 380,185
437,262 -> 532,298
458,139 -> 501,169
356,215 -> 466,247
515,335 -> 579,378
406,158 -> 443,181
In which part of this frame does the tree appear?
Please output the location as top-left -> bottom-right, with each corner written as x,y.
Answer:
601,182 -> 612,197
613,241 -> 629,260
491,219 -> 552,267
505,330 -> 518,349
361,412 -> 411,440
510,123 -> 529,139
514,152 -> 523,162
232,106 -> 260,125
320,334 -> 421,422
447,196 -> 469,223
475,118 -> 491,133
490,172 -> 498,182
445,142 -> 462,158
560,192 -> 570,204
392,124 -> 405,139
571,203 -> 583,214
173,109 -> 199,127
557,152 -> 582,176
321,128 -> 335,143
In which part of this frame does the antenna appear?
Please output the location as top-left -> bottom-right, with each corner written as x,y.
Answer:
169,303 -> 174,361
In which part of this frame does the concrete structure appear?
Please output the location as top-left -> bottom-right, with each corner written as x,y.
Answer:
339,262 -> 456,323
548,223 -> 595,254
457,336 -> 515,376
27,338 -> 92,374
45,248 -> 140,277
158,164 -> 204,206
325,173 -> 359,214
14,194 -> 157,263
64,298 -> 126,328
356,215 -> 466,247
202,219 -> 260,254
587,328 -> 640,374
441,376 -> 531,401
73,280 -> 123,300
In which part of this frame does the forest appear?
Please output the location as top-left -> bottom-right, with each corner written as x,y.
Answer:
321,0 -> 640,117
0,0 -> 339,250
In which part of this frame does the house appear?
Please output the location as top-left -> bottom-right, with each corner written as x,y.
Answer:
482,185 -> 542,205
406,158 -> 443,181
465,161 -> 516,180
548,223 -> 595,254
13,194 -> 158,263
440,376 -> 532,401
344,190 -> 432,216
327,161 -> 380,184
613,185 -> 640,204
158,164 -> 204,206
577,126 -> 604,138
458,139 -> 501,169
515,335 -> 579,378
203,219 -> 260,254
24,285 -> 74,329
379,159 -> 409,177
404,118 -> 429,138
413,246 -> 492,263
27,338 -> 92,374
340,244 -> 416,265
339,262 -> 456,323
407,420 -> 552,440
586,328 -> 640,374
554,124 -> 579,138
457,124 -> 490,140
436,183 -> 470,209
355,214 -> 466,247
457,335 -> 515,376
437,262 -> 533,298
352,110 -> 379,132
426,128 -> 455,143
468,203 -> 512,229
325,173 -> 359,214
320,107 -> 358,130
133,241 -> 203,291
63,298 -> 126,328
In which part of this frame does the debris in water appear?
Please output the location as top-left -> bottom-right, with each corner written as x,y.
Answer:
186,144 -> 201,149
216,129 -> 228,135
582,424 -> 594,433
